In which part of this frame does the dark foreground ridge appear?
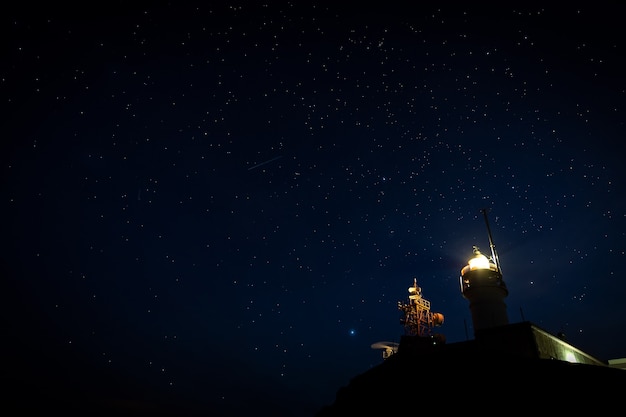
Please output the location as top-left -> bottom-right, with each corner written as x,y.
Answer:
316,339 -> 626,415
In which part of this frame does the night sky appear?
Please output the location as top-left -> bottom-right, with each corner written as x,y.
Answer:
2,2 -> 625,416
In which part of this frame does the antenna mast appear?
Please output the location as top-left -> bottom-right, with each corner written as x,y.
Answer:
480,208 -> 502,274
398,278 -> 444,337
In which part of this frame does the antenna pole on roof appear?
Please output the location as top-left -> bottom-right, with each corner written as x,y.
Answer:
480,208 -> 501,274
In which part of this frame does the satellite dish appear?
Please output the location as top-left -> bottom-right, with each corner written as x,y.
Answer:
371,341 -> 399,350
371,341 -> 399,359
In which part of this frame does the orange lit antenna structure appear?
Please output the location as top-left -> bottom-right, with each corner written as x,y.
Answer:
397,278 -> 444,337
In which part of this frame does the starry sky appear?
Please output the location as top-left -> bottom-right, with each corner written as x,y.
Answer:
2,2 -> 625,416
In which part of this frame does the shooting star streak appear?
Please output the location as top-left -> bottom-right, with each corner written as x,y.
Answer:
247,155 -> 283,171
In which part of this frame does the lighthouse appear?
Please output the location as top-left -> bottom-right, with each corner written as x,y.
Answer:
460,209 -> 509,334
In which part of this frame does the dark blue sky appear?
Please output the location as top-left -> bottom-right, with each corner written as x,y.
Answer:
2,2 -> 625,416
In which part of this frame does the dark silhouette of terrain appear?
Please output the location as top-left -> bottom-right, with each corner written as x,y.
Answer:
316,342 -> 625,415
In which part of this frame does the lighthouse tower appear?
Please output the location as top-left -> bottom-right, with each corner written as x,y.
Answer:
460,209 -> 509,334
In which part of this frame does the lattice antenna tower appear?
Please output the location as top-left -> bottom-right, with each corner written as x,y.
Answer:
397,278 -> 444,337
